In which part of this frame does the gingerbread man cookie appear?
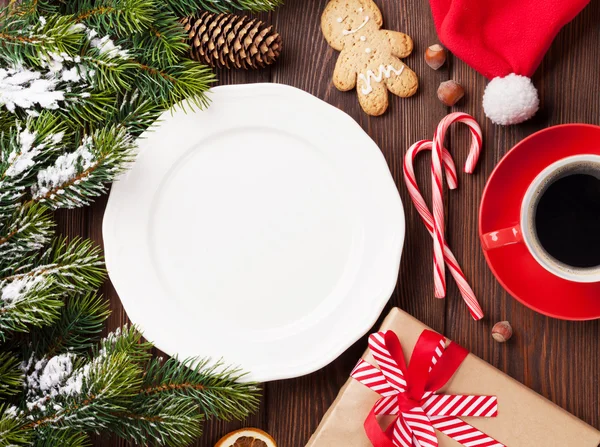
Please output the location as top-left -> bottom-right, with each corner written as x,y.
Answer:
321,0 -> 418,116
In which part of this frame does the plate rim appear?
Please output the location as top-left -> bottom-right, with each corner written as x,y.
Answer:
103,83 -> 405,380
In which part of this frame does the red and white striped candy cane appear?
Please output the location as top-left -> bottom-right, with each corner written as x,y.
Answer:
431,113 -> 483,299
404,140 -> 484,320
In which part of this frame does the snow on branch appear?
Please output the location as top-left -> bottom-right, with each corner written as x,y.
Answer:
0,67 -> 65,113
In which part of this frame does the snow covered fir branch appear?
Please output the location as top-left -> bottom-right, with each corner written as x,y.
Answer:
0,325 -> 260,446
0,0 -> 280,445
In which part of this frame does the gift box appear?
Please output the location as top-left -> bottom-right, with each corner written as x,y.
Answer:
307,308 -> 600,447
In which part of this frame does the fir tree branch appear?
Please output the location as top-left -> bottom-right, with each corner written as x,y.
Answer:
130,11 -> 189,68
0,204 -> 54,262
24,351 -> 143,431
110,399 -> 203,447
30,126 -> 136,209
77,53 -> 138,93
107,92 -> 163,137
68,0 -> 156,36
6,0 -> 55,18
0,62 -> 99,119
0,406 -> 32,446
0,2 -> 263,445
29,291 -> 110,358
33,429 -> 90,447
0,237 -> 104,338
21,328 -> 152,439
0,113 -> 15,136
139,357 -> 260,421
0,13 -> 85,67
1,9 -> 214,118
0,0 -> 64,17
0,276 -> 63,339
96,325 -> 152,364
0,352 -> 22,397
163,0 -> 282,15
135,58 -> 214,110
0,117 -> 66,218
0,114 -> 67,177
1,237 -> 105,292
53,93 -> 118,131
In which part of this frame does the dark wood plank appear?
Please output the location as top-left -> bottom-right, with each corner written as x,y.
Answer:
50,0 -> 600,445
376,0 -> 450,332
264,0 -> 449,445
445,0 -> 600,432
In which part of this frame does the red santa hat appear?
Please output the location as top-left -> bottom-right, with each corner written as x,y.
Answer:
429,0 -> 591,125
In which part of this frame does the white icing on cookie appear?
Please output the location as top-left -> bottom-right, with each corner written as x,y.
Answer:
360,36 -> 367,41
359,64 -> 405,94
337,17 -> 343,23
342,16 -> 369,35
365,48 -> 371,53
358,7 -> 363,12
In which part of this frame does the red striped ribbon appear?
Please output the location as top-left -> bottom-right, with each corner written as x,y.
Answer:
351,330 -> 504,447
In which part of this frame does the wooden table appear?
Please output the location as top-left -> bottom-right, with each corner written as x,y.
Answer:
68,0 -> 600,445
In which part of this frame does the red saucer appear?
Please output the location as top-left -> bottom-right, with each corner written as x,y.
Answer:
479,124 -> 600,320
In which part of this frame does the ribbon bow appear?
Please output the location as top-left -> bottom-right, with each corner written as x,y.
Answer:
351,330 -> 505,447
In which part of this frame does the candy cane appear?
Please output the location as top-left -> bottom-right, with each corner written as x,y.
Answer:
431,113 -> 483,299
404,140 -> 484,320
404,140 -> 456,234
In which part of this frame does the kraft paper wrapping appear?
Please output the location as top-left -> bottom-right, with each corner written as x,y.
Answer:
307,308 -> 600,447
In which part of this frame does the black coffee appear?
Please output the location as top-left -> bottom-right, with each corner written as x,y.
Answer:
535,173 -> 600,268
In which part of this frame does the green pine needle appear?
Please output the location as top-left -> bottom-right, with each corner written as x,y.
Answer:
0,205 -> 54,262
0,116 -> 67,218
130,12 -> 189,67
26,352 -> 144,432
139,357 -> 261,421
163,0 -> 282,15
31,126 -> 137,210
33,429 -> 91,447
0,406 -> 33,446
68,0 -> 157,36
111,398 -> 203,447
0,237 -> 104,338
0,278 -> 63,339
108,92 -> 164,138
96,325 -> 153,364
0,352 -> 22,397
28,291 -> 111,357
134,58 -> 215,110
3,236 -> 105,291
0,14 -> 85,67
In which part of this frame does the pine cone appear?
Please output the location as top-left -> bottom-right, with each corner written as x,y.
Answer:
181,12 -> 282,69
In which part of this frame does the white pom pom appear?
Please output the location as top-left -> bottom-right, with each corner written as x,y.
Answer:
482,74 -> 539,125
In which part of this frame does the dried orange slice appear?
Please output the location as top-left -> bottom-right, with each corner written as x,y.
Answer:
215,428 -> 276,447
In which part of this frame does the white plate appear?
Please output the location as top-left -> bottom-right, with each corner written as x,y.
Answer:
103,84 -> 404,382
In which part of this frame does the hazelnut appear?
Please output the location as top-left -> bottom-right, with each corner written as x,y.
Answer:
437,80 -> 464,107
491,321 -> 513,343
425,44 -> 447,70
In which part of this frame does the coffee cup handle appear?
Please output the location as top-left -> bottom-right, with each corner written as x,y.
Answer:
481,225 -> 523,251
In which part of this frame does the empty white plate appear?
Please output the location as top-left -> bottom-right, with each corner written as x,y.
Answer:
103,84 -> 404,382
